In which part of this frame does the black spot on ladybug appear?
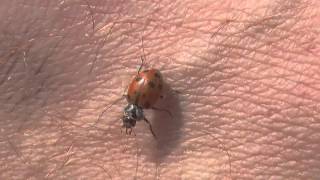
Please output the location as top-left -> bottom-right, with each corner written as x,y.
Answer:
154,71 -> 161,78
135,76 -> 142,82
148,81 -> 155,88
144,102 -> 151,108
158,84 -> 163,90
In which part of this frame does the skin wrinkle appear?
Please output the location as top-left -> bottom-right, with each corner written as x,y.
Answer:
212,23 -> 318,96
0,0 -> 320,179
206,3 -> 318,179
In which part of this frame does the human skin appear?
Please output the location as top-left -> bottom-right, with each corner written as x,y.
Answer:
1,0 -> 320,179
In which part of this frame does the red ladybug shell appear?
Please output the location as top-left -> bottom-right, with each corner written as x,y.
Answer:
126,69 -> 163,109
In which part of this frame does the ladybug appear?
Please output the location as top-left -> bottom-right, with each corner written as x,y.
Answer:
126,68 -> 163,108
122,58 -> 166,138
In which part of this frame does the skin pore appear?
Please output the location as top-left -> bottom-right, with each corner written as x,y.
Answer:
1,0 -> 320,179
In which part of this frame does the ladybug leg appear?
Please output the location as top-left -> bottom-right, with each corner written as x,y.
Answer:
143,117 -> 157,139
125,128 -> 136,136
124,94 -> 129,102
151,107 -> 173,118
122,84 -> 133,102
121,127 -> 128,135
122,87 -> 129,101
131,128 -> 136,136
126,128 -> 131,135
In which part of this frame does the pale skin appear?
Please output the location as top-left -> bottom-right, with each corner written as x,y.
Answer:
1,0 -> 320,179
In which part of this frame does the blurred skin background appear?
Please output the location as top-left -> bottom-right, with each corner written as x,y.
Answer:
0,0 -> 320,179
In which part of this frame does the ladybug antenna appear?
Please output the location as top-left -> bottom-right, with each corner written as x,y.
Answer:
95,95 -> 126,125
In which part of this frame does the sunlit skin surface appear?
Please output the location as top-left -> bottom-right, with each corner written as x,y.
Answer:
0,0 -> 320,179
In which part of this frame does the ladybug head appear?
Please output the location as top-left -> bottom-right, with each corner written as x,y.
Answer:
122,104 -> 144,128
122,104 -> 157,138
